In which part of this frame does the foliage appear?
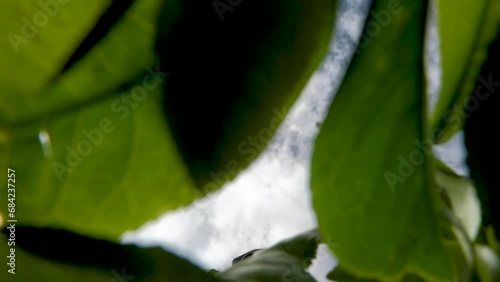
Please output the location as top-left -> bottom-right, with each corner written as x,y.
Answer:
0,0 -> 499,281
312,0 -> 456,280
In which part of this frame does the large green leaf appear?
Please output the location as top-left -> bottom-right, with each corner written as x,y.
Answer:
0,85 -> 197,240
311,0 -> 458,280
217,229 -> 320,282
0,226 -> 215,281
431,0 -> 500,143
0,0 -> 195,240
0,0 -> 164,125
156,0 -> 337,191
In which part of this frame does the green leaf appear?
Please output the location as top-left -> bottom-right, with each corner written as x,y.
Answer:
0,85 -> 197,240
156,0 -> 337,191
311,0 -> 458,280
217,229 -> 320,282
0,0 -> 164,126
0,226 -> 215,282
0,0 -> 195,240
431,0 -> 500,143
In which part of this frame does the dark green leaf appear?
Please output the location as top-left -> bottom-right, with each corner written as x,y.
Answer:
0,226 -> 215,282
311,0 -> 459,280
156,0 -> 337,190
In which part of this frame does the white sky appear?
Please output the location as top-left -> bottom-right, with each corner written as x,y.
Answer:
122,1 -> 468,281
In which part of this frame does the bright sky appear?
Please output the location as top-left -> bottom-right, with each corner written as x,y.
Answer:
122,1 -> 468,281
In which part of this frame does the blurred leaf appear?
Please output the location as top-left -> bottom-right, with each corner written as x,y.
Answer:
474,244 -> 500,282
431,0 -> 500,143
0,85 -> 197,240
0,0 -> 164,125
0,226 -> 215,282
311,0 -> 459,280
434,159 -> 479,280
464,26 -> 500,237
0,0 -> 195,240
156,0 -> 337,191
218,229 -> 320,282
0,0 -> 108,106
435,158 -> 481,241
